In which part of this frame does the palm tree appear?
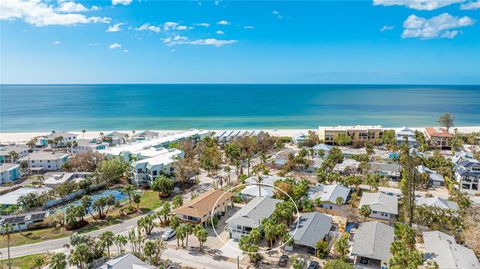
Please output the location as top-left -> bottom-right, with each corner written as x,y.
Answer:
32,256 -> 45,269
99,231 -> 115,257
114,234 -> 128,255
50,252 -> 67,269
7,151 -> 18,163
194,225 -> 208,252
2,223 -> 13,269
82,129 -> 86,138
123,184 -> 135,207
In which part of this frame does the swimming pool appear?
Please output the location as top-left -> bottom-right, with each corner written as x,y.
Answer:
56,189 -> 128,213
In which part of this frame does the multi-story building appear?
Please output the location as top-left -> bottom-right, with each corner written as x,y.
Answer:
318,125 -> 384,145
424,127 -> 452,149
0,145 -> 29,163
396,127 -> 418,148
455,158 -> 480,191
46,131 -> 78,147
73,139 -> 109,154
130,148 -> 183,186
19,152 -> 69,171
0,163 -> 21,184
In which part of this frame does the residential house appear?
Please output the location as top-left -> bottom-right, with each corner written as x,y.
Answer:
104,131 -> 129,145
98,253 -> 155,269
333,159 -> 360,174
359,192 -> 398,221
273,148 -> 298,167
423,231 -> 480,269
47,131 -> 78,147
417,165 -> 445,187
318,125 -> 384,145
369,162 -> 402,180
34,137 -> 49,148
19,152 -> 69,171
215,130 -> 264,144
312,143 -> 332,158
396,127 -> 418,148
240,175 -> 283,201
287,212 -> 333,252
416,196 -> 459,211
226,196 -> 282,240
132,130 -> 159,141
424,127 -> 452,149
454,158 -> 480,191
0,187 -> 51,206
294,133 -> 307,145
308,183 -> 350,211
130,148 -> 183,186
0,163 -> 21,184
351,221 -> 394,269
0,211 -> 48,232
341,147 -> 367,158
0,145 -> 29,163
174,189 -> 233,226
73,139 -> 109,154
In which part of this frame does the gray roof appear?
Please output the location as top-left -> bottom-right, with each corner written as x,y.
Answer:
289,212 -> 332,248
0,163 -> 20,172
19,151 -> 68,161
307,184 -> 350,204
0,145 -> 29,155
226,196 -> 282,228
416,196 -> 459,211
47,132 -> 77,138
313,144 -> 332,151
423,231 -> 480,269
0,211 -> 47,225
359,192 -> 398,215
351,221 -> 394,262
369,162 -> 401,174
99,253 -> 155,269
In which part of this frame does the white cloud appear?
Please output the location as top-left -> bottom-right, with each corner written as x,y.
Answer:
162,35 -> 236,47
109,42 -> 122,49
272,10 -> 283,19
380,25 -> 394,31
373,0 -> 464,10
123,49 -> 128,53
57,1 -> 87,12
52,40 -> 61,45
195,22 -> 210,27
107,22 -> 123,32
243,25 -> 254,29
177,25 -> 188,30
217,20 -> 229,25
163,21 -> 178,30
112,0 -> 132,6
402,13 -> 475,39
136,23 -> 161,33
0,0 -> 111,26
216,30 -> 224,35
460,0 -> 480,9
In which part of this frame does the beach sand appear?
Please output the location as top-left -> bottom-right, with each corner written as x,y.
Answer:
1,127 -> 479,144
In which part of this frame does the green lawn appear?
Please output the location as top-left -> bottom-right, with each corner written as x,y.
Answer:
0,253 -> 49,269
1,190 -> 163,248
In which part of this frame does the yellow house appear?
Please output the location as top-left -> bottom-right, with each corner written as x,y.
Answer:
318,125 -> 384,145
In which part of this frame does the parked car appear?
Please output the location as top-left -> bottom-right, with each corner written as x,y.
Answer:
278,255 -> 289,267
307,261 -> 320,269
161,228 -> 176,241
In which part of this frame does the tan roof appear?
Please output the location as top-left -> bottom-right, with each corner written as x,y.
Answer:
425,127 -> 452,138
175,189 -> 233,218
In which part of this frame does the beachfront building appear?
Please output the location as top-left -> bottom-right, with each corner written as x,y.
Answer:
454,158 -> 480,191
104,131 -> 130,145
417,165 -> 445,187
0,163 -> 21,184
130,148 -> 183,186
174,189 -> 233,226
19,152 -> 69,172
240,175 -> 283,201
226,196 -> 281,240
369,162 -> 402,180
132,130 -> 159,141
287,212 -> 333,252
424,127 -> 452,149
318,125 -> 384,145
416,196 -> 459,211
396,127 -> 418,148
359,192 -> 398,221
351,221 -> 394,269
423,231 -> 480,269
34,137 -> 49,148
0,145 -> 29,163
46,131 -> 78,147
214,130 -> 265,144
307,183 -> 350,211
73,139 -> 109,154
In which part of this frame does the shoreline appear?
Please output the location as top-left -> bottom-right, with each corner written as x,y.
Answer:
1,126 -> 479,144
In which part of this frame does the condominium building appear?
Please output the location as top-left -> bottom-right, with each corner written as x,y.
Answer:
318,125 -> 384,145
130,148 -> 184,186
19,152 -> 69,171
0,145 -> 29,163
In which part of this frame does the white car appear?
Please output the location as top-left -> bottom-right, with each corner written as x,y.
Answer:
162,228 -> 176,241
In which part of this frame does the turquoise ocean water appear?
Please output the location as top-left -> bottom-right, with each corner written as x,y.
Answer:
1,84 -> 479,132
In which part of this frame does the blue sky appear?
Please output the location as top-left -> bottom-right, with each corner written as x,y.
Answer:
1,0 -> 479,84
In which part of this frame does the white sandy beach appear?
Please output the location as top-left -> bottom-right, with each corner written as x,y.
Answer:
0,127 -> 479,144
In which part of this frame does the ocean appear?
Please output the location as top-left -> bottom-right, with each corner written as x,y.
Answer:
1,84 -> 479,132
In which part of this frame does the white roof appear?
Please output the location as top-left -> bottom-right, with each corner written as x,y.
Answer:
333,159 -> 360,172
135,147 -> 169,158
100,129 -> 207,156
0,187 -> 51,205
308,184 -> 350,204
319,125 -> 383,131
0,163 -> 20,172
241,175 -> 283,198
416,196 -> 459,211
359,192 -> 398,215
44,172 -> 75,185
19,151 -> 68,161
134,149 -> 182,167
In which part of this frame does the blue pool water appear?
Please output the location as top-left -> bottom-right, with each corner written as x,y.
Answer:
1,84 -> 479,131
57,189 -> 128,212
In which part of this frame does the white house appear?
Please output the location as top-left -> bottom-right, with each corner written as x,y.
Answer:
47,132 -> 78,147
19,152 -> 69,171
240,175 -> 283,201
0,163 -> 21,184
130,148 -> 183,186
312,143 -> 332,158
308,183 -> 350,211
396,127 -> 418,148
73,139 -> 109,154
333,159 -> 360,174
0,145 -> 29,163
226,196 -> 281,240
359,192 -> 398,220
454,159 -> 480,191
416,196 -> 459,211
